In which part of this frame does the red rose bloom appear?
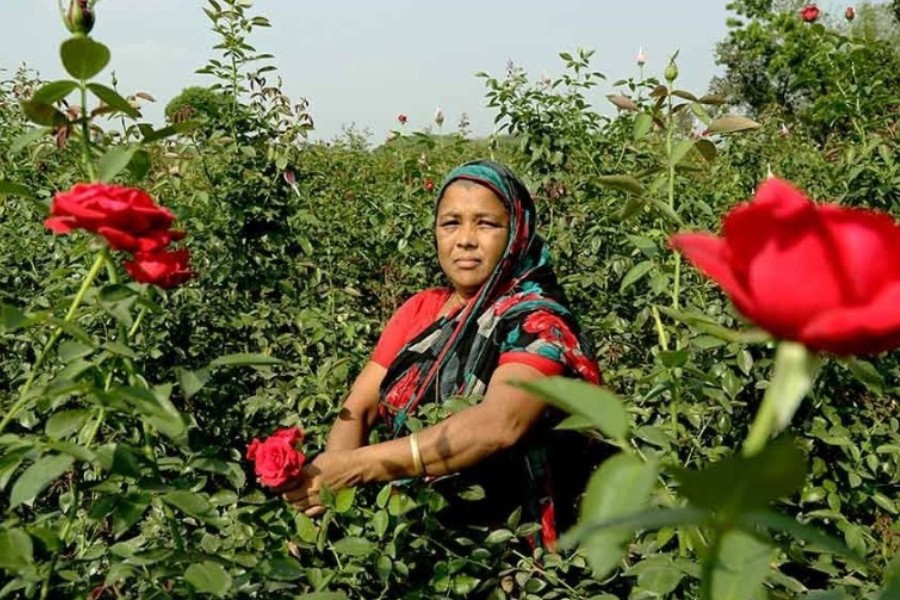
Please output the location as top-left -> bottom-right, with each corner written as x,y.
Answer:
45,183 -> 179,252
800,4 -> 820,22
424,178 -> 435,193
397,114 -> 408,125
246,428 -> 307,488
124,249 -> 194,288
670,178 -> 900,356
844,6 -> 855,21
523,311 -> 579,349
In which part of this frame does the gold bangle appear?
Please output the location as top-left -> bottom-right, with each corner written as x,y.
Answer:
409,432 -> 425,477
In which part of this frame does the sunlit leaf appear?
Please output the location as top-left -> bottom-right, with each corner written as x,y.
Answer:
519,377 -> 629,441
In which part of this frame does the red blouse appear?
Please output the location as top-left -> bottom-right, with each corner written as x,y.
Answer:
371,288 -> 565,376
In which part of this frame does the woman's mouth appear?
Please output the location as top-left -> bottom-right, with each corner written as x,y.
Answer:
454,258 -> 481,269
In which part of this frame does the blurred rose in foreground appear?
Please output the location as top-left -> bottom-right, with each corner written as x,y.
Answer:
671,178 -> 900,356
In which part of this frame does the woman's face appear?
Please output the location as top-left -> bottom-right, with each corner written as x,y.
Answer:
435,182 -> 510,299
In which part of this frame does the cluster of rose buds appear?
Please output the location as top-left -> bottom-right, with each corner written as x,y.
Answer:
45,183 -> 194,288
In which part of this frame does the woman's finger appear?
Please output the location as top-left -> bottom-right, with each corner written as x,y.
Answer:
304,505 -> 325,518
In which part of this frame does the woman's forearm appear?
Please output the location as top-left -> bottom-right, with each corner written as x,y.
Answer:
352,402 -> 516,483
326,406 -> 371,451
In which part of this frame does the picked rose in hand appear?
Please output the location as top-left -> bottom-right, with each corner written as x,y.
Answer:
670,178 -> 900,356
246,427 -> 307,488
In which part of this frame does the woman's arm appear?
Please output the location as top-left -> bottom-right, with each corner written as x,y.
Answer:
325,360 -> 386,452
283,362 -> 548,510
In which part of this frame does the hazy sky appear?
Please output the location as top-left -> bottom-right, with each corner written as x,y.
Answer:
0,1 -> 854,141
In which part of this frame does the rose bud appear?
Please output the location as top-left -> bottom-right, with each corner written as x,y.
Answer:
844,6 -> 855,21
800,4 -> 820,22
636,47 -> 647,67
664,60 -> 679,84
64,0 -> 95,35
397,114 -> 408,125
434,107 -> 444,127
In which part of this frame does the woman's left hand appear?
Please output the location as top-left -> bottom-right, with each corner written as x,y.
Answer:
281,450 -> 357,517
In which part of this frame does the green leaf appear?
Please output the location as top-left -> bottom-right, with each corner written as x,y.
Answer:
209,353 -> 281,368
184,561 -> 232,598
45,409 -> 90,439
842,357 -> 884,394
519,377 -> 629,441
1,304 -> 33,332
595,174 -> 643,195
629,555 -> 684,595
10,454 -> 75,508
706,115 -> 760,135
11,127 -> 51,154
0,181 -> 32,200
334,487 -> 356,513
176,367 -> 211,400
691,102 -> 712,124
20,100 -> 68,127
60,36 -> 111,80
331,536 -> 375,557
620,260 -> 655,293
572,452 -> 657,578
0,529 -> 34,571
87,83 -> 140,118
98,146 -> 139,182
140,120 -> 203,143
675,437 -> 806,515
163,490 -> 213,519
110,386 -> 186,440
710,529 -> 774,600
694,139 -> 717,162
669,139 -> 694,167
633,113 -> 653,139
113,491 -> 151,536
32,80 -> 79,104
294,593 -> 349,600
738,510 -> 863,564
879,556 -> 900,600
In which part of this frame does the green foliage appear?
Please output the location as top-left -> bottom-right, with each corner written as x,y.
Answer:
1,1 -> 899,599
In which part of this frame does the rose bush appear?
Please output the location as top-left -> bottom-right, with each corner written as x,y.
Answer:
671,177 -> 900,356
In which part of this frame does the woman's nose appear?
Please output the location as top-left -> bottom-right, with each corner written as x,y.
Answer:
456,223 -> 478,247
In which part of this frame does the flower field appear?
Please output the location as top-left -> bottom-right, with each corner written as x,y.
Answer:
1,1 -> 899,598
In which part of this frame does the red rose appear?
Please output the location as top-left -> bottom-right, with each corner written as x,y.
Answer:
844,6 -> 855,21
124,249 -> 194,288
800,4 -> 820,22
670,178 -> 900,356
45,183 -> 178,252
246,428 -> 307,488
397,114 -> 408,125
424,178 -> 435,193
523,311 -> 578,349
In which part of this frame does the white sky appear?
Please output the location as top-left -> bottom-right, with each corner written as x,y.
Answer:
0,1 -> 862,140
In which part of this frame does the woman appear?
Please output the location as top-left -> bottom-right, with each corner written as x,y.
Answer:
283,160 -> 600,546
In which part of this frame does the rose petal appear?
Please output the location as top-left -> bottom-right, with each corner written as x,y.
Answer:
97,226 -> 141,251
800,282 -> 900,355
669,233 -> 755,314
44,216 -> 77,234
817,206 -> 900,301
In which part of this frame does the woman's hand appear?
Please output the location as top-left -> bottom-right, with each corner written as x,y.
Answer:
280,450 -> 359,517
